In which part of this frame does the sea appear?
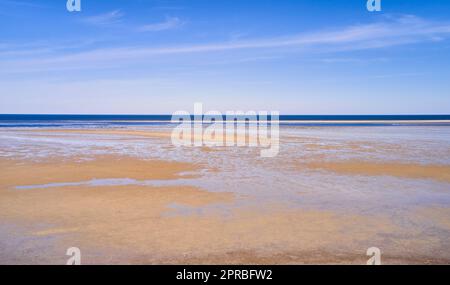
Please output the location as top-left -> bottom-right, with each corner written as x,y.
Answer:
0,114 -> 449,128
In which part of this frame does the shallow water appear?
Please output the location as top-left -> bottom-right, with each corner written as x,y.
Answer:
1,124 -> 450,216
1,123 -> 450,263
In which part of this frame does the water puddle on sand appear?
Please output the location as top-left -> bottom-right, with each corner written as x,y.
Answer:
14,178 -> 195,190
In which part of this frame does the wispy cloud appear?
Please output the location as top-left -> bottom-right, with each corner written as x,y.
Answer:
3,15 -> 450,74
138,16 -> 184,32
81,10 -> 124,26
65,16 -> 450,56
0,39 -> 104,58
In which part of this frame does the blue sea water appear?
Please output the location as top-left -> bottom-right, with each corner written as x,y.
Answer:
0,114 -> 449,128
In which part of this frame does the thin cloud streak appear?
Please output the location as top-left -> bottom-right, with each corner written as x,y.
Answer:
138,17 -> 184,32
80,10 -> 124,26
2,15 -> 450,73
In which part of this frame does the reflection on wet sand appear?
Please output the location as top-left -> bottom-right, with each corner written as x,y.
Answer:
301,161 -> 450,183
1,126 -> 450,264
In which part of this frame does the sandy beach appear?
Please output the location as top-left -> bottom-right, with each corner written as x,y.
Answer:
1,126 -> 450,264
3,0 -> 450,270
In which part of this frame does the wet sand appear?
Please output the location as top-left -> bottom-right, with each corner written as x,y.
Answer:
0,156 -> 200,187
1,127 -> 450,264
302,161 -> 450,183
0,160 -> 410,265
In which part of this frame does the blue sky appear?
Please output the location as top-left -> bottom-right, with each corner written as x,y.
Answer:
1,0 -> 450,114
